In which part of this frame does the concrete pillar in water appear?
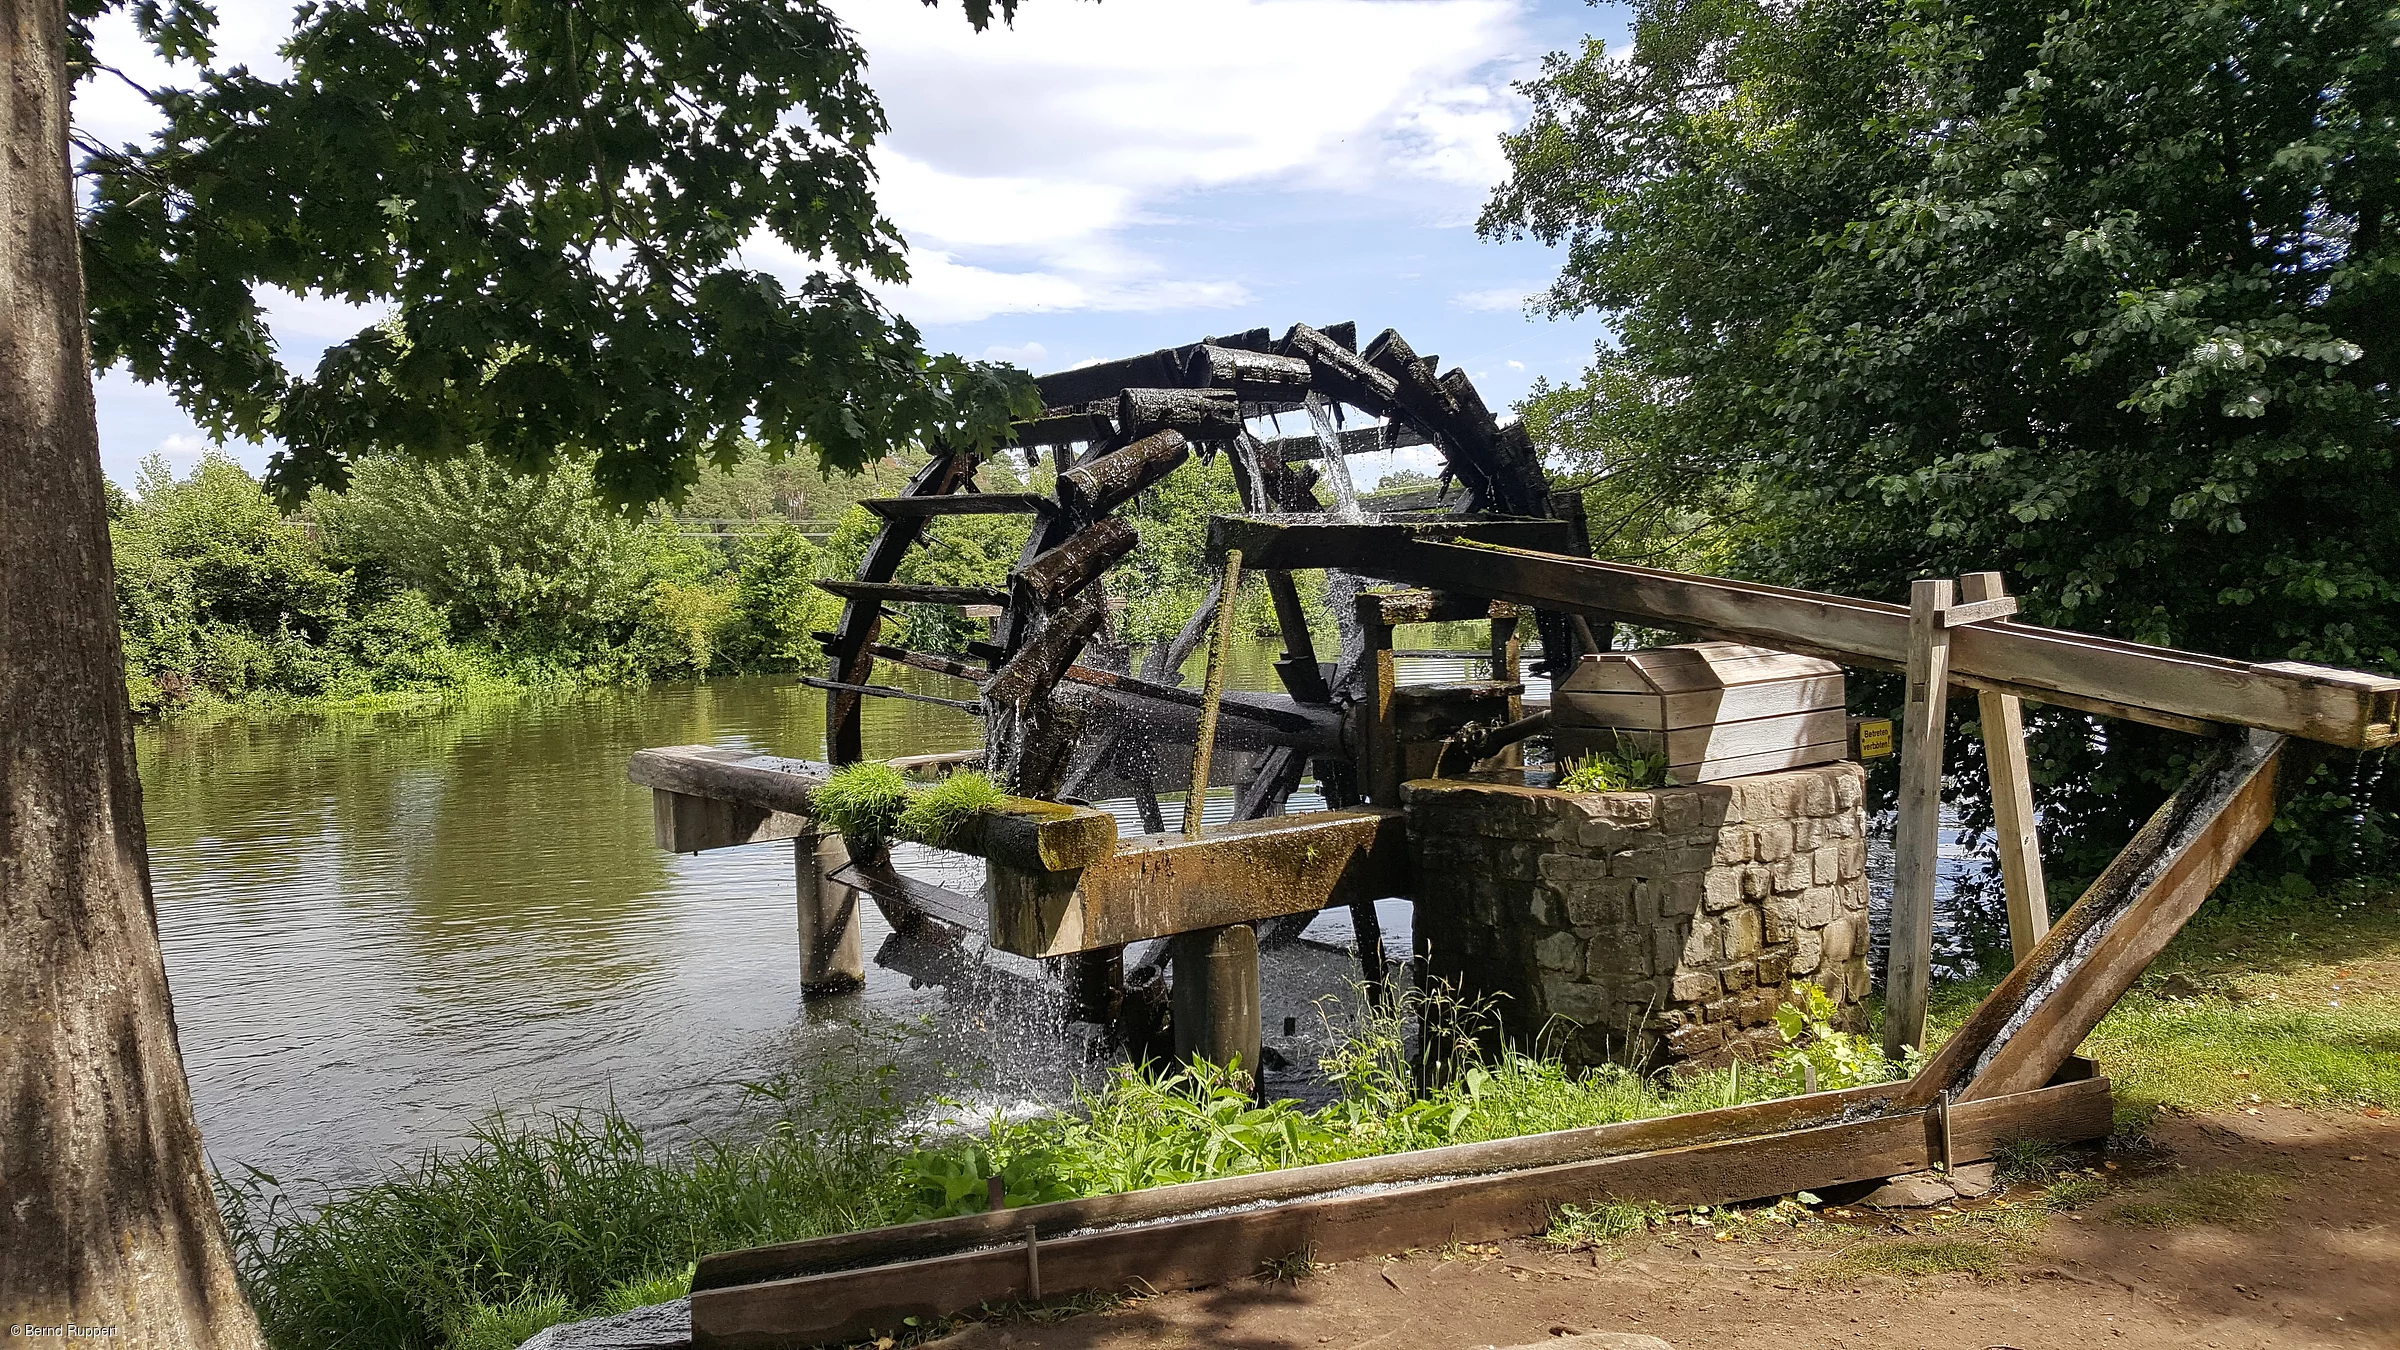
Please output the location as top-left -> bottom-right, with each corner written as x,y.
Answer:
1170,923 -> 1261,1088
797,829 -> 864,995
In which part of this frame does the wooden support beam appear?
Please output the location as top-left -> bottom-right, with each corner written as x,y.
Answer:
1908,731 -> 2296,1105
859,493 -> 1055,519
1357,595 -> 1400,805
1058,428 -> 1191,524
1962,571 -> 2049,964
652,790 -> 812,854
796,831 -> 864,994
824,449 -> 978,764
1332,536 -> 2400,749
1171,923 -> 1261,1088
830,855 -> 983,933
627,747 -> 1117,871
1885,578 -> 1955,1059
797,677 -> 981,714
813,579 -> 1012,608
986,808 -> 1410,957
1207,515 -> 1582,573
689,1077 -> 2113,1350
1182,549 -> 1244,835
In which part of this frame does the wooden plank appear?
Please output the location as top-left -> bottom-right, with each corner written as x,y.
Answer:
987,808 -> 1411,957
829,858 -> 982,933
860,493 -> 1054,519
1886,579 -> 1956,1059
813,579 -> 1012,608
797,677 -> 982,713
690,1078 -> 2112,1350
1557,707 -> 1848,768
627,747 -> 1118,871
1209,516 -> 1583,572
1554,678 -> 1848,731
796,832 -> 863,994
1962,572 -> 2049,964
1910,730 -> 2294,1105
824,448 -> 979,764
653,790 -> 812,854
695,1079 -> 1913,1293
1342,537 -> 2400,748
1182,548 -> 1245,834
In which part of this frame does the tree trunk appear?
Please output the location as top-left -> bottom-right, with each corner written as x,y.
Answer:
0,5 -> 265,1344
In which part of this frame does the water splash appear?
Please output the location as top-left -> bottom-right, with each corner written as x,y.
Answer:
1304,392 -> 1367,521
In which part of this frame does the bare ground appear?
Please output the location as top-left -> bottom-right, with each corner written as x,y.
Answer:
934,1106 -> 2400,1350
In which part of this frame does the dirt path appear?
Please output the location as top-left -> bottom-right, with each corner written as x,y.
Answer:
936,1107 -> 2399,1350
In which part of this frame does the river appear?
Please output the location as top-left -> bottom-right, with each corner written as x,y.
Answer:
142,648 -> 1980,1191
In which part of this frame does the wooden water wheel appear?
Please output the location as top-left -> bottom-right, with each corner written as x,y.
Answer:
810,321 -> 1581,972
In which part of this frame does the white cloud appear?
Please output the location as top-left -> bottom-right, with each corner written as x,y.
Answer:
829,0 -> 1538,325
155,432 -> 210,461
982,341 -> 1049,366
1506,359 -> 1525,370
1452,286 -> 1537,312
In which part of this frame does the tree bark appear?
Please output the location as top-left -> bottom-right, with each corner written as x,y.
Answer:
1,5 -> 265,1344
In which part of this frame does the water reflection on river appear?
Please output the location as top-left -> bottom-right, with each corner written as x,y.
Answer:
141,645 -> 1516,1188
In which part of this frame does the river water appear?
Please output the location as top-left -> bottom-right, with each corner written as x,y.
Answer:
143,646 -> 1520,1189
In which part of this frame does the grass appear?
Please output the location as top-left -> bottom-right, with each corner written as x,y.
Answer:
810,761 -> 913,846
1927,887 -> 2400,1129
1544,1199 -> 1669,1249
226,986 -> 1829,1350
1816,1237 -> 2009,1280
893,771 -> 1005,848
2103,1170 -> 2287,1230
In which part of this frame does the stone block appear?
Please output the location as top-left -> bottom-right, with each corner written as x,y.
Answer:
1841,838 -> 1867,881
1719,959 -> 1757,993
1665,1021 -> 1723,1056
1756,950 -> 1790,986
1824,810 -> 1858,840
1803,772 -> 1838,816
1701,869 -> 1744,914
1527,888 -> 1556,927
1792,816 -> 1819,853
1799,885 -> 1838,928
1564,879 -> 1634,927
1771,856 -> 1811,895
1658,790 -> 1707,833
1655,874 -> 1703,918
1577,820 -> 1643,851
1834,767 -> 1864,810
1812,843 -> 1845,887
1752,819 -> 1794,862
1592,794 -> 1657,825
1738,988 -> 1783,1026
1741,864 -> 1772,900
1722,907 -> 1763,958
1540,852 -> 1616,885
1822,915 -> 1855,963
1610,844 -> 1716,879
1669,969 -> 1719,1002
1535,929 -> 1586,974
1544,980 -> 1613,1025
1712,826 -> 1754,865
1762,898 -> 1798,945
1703,996 -> 1735,1023
1585,933 -> 1650,982
1792,927 -> 1824,975
1842,877 -> 1870,912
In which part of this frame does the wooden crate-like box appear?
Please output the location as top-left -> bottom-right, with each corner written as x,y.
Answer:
1553,641 -> 1846,783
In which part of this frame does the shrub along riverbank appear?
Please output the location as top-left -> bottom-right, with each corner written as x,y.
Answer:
220,887 -> 2400,1350
111,446 -> 1327,722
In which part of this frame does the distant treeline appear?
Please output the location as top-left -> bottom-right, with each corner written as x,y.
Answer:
107,444 -> 1317,718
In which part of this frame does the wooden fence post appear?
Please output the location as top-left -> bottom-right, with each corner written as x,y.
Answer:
798,829 -> 865,994
1960,571 -> 2049,964
1885,577 -> 1955,1058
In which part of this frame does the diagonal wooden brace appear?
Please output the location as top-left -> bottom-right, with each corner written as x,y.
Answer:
1905,728 -> 2301,1105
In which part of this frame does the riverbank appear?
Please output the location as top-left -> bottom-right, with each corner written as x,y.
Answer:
219,889 -> 2398,1350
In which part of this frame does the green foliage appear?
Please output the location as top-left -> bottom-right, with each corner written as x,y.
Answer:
893,772 -> 1005,849
112,449 -> 853,716
1557,742 -> 1671,793
1544,1198 -> 1669,1248
75,0 -> 1039,508
223,1054 -> 910,1350
812,762 -> 913,847
1486,0 -> 2400,883
1773,982 -> 1905,1090
1818,1237 -> 2008,1280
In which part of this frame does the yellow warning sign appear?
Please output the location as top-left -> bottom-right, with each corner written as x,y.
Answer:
1851,717 -> 1895,759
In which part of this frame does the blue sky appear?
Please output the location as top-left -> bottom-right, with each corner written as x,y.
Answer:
82,0 -> 1626,490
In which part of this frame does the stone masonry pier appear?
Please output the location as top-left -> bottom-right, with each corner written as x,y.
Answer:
1405,763 -> 1871,1071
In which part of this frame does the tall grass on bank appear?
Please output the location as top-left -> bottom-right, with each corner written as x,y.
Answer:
225,983 -> 1884,1350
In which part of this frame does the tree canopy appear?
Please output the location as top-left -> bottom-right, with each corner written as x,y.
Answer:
70,0 -> 1038,508
1487,0 -> 2400,888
